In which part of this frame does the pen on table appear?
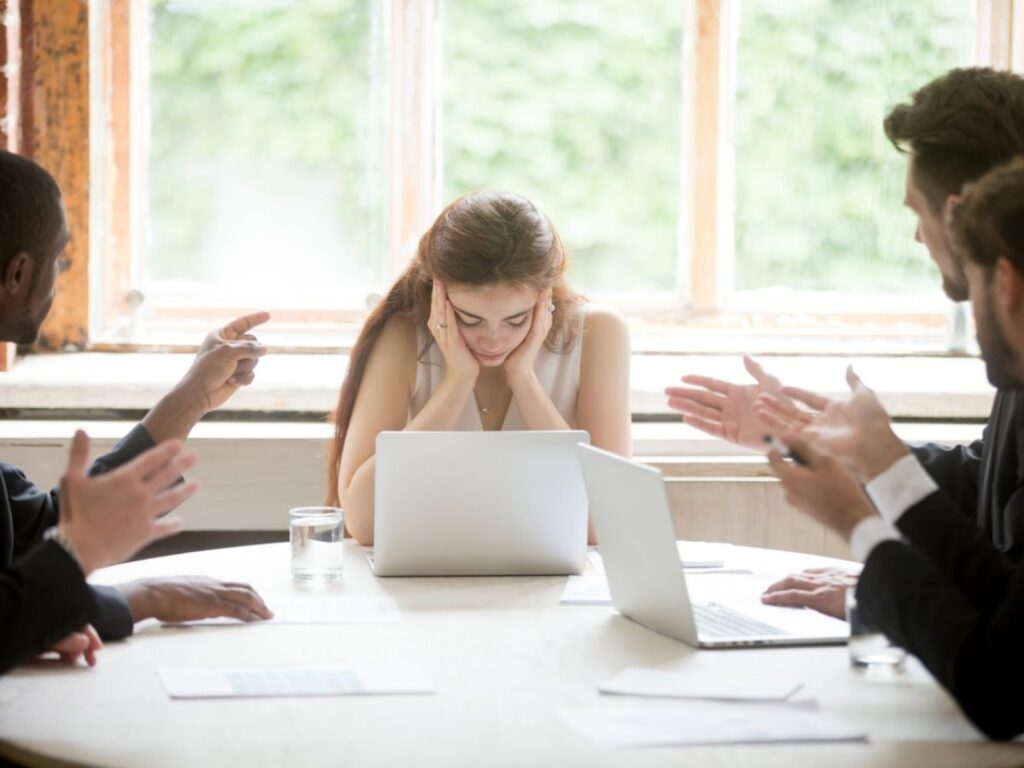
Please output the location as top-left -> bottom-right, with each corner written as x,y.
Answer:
763,435 -> 808,466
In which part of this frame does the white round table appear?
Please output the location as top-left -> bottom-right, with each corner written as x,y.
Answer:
0,541 -> 1017,767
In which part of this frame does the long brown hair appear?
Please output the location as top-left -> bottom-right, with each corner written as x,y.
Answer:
326,190 -> 582,504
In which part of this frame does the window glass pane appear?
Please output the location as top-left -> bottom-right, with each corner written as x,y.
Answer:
732,1 -> 974,296
146,0 -> 386,308
443,1 -> 683,293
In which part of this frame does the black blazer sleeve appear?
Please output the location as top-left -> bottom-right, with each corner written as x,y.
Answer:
0,540 -> 98,674
6,425 -> 156,642
84,424 -> 157,478
7,424 -> 157,561
896,489 -> 1015,610
911,391 -> 1024,561
857,490 -> 1024,740
88,585 -> 136,640
910,439 -> 982,521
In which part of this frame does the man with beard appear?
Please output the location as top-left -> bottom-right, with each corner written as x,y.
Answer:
763,157 -> 1024,740
665,68 -> 1024,617
0,150 -> 272,673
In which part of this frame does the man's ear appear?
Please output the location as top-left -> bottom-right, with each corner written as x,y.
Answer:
993,256 -> 1024,317
2,253 -> 34,297
942,193 -> 962,229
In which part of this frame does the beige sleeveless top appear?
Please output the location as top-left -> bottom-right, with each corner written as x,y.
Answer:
409,306 -> 586,430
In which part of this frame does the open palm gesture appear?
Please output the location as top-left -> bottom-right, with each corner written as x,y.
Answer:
666,355 -> 790,450
756,367 -> 909,481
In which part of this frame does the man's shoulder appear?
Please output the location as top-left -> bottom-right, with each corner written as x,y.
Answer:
0,461 -> 29,480
994,388 -> 1024,409
989,389 -> 1024,431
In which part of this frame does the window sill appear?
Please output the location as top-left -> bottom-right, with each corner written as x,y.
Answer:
1,419 -> 980,537
0,418 -> 983,459
90,316 -> 965,357
0,350 -> 993,421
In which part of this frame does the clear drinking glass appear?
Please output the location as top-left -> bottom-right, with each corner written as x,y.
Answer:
846,590 -> 906,670
289,507 -> 344,582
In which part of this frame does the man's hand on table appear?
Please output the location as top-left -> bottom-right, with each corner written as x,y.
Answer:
117,576 -> 273,624
760,567 -> 859,620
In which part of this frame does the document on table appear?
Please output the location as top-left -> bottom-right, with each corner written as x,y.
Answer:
599,666 -> 803,702
558,700 -> 867,748
560,571 -> 752,606
560,576 -> 613,606
569,542 -> 749,606
587,543 -> 735,575
158,663 -> 434,699
163,595 -> 400,626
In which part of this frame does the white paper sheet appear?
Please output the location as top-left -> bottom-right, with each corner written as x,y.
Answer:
599,666 -> 803,702
163,595 -> 401,626
559,700 -> 867,748
560,576 -> 613,605
158,663 -> 434,698
587,545 -> 730,575
560,572 -> 753,606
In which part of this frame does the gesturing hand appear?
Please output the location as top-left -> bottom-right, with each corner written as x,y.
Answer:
504,288 -> 553,387
59,431 -> 197,575
756,367 -> 908,481
429,280 -> 479,384
119,576 -> 273,623
766,435 -> 878,540
665,355 -> 793,450
179,312 -> 271,415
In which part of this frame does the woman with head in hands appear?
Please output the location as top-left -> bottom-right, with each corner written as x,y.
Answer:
327,190 -> 631,545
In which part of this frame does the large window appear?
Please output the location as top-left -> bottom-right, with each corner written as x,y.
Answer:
443,0 -> 683,294
73,0 -> 1016,348
146,0 -> 387,310
731,0 -> 974,304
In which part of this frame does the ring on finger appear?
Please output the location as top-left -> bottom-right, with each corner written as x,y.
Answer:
436,322 -> 448,329
548,303 -> 555,313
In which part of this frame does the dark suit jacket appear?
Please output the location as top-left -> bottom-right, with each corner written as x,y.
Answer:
912,389 -> 1024,561
0,425 -> 156,674
858,488 -> 1024,740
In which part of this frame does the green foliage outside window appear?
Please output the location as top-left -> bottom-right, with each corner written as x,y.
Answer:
145,0 -> 972,302
148,0 -> 386,293
733,0 -> 973,292
443,0 -> 683,293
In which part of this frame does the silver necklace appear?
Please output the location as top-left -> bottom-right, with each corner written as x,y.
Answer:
477,376 -> 509,415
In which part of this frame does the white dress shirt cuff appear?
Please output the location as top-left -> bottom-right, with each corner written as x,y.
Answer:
864,453 -> 938,526
850,516 -> 900,562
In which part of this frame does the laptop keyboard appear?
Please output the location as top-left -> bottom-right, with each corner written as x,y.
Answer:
694,602 -> 787,639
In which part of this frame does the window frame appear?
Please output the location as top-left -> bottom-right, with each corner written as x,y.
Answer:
0,0 -> 1021,366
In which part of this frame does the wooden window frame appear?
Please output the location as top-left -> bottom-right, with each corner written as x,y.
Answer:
87,0 -> 437,346
0,0 -> 1020,365
1,0 -> 90,370
689,0 -> 1020,325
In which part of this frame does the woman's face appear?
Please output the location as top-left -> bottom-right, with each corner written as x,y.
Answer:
444,282 -> 539,367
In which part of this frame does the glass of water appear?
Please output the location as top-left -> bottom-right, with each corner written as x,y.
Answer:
289,506 -> 344,582
846,590 -> 906,670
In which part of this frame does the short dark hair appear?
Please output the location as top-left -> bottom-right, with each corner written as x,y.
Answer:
884,68 -> 1024,210
949,157 -> 1024,273
0,150 -> 63,271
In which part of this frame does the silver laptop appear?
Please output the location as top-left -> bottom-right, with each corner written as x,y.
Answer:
371,431 -> 590,576
578,444 -> 849,648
